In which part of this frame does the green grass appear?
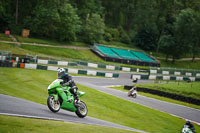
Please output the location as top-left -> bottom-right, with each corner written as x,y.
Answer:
0,42 -> 149,70
0,33 -> 12,41
109,86 -> 200,110
21,44 -> 105,63
100,41 -> 142,51
160,59 -> 200,70
0,115 -> 136,133
0,42 -> 105,63
0,42 -> 36,55
0,68 -> 200,133
15,35 -> 88,47
136,81 -> 200,100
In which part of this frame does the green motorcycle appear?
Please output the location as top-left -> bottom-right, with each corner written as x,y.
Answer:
47,79 -> 88,118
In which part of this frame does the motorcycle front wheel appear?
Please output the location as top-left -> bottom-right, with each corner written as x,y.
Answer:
47,96 -> 60,112
133,94 -> 137,98
75,101 -> 88,118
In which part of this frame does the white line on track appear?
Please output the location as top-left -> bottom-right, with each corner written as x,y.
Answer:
0,112 -> 147,133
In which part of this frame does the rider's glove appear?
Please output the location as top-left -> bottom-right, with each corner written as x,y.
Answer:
68,79 -> 74,84
61,82 -> 69,87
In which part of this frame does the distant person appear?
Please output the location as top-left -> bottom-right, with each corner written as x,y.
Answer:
133,78 -> 138,83
181,121 -> 195,133
128,86 -> 137,98
130,86 -> 137,92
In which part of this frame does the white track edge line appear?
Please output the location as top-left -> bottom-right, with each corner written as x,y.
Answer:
0,113 -> 146,133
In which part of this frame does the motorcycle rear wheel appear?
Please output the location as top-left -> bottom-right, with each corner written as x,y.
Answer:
75,101 -> 88,118
47,96 -> 60,112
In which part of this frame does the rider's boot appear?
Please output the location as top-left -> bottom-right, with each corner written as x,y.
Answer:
74,94 -> 80,103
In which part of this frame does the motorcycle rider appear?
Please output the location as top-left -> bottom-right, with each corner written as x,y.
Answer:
130,86 -> 136,94
57,68 -> 80,103
128,86 -> 137,97
133,78 -> 138,83
181,121 -> 195,133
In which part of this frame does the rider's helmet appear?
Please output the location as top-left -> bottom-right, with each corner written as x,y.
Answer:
57,68 -> 66,79
186,121 -> 191,125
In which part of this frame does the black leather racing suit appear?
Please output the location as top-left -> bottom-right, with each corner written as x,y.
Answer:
59,74 -> 79,100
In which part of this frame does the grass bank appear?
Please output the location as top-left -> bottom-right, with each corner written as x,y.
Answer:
0,34 -> 12,41
21,44 -> 104,63
1,68 -> 200,132
0,42 -> 149,69
14,35 -> 88,47
0,115 -> 136,133
160,60 -> 200,70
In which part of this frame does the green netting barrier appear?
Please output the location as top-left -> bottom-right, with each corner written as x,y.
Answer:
113,73 -> 119,78
141,75 -> 149,79
183,77 -> 189,81
170,76 -> 176,80
96,72 -> 105,77
68,62 -> 77,66
48,60 -> 57,64
78,61 -> 88,66
78,70 -> 87,75
37,65 -> 47,70
98,64 -> 106,68
196,78 -> 200,81
156,76 -> 163,80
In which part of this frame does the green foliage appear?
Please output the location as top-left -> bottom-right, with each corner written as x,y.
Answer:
172,8 -> 200,61
25,0 -> 81,41
103,32 -> 112,42
159,35 -> 175,60
82,13 -> 105,44
133,26 -> 158,51
55,3 -> 81,41
118,26 -> 131,44
104,27 -> 119,41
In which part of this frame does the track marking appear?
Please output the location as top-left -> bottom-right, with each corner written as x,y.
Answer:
0,112 -> 147,133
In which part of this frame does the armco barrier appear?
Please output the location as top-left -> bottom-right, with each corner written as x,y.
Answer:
77,61 -> 134,71
32,59 -> 130,71
150,69 -> 200,77
124,86 -> 200,105
131,74 -> 200,82
0,61 -> 12,67
11,57 -> 153,72
0,58 -> 120,78
21,63 -> 119,78
29,59 -> 78,66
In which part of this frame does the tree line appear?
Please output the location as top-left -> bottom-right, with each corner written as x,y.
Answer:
0,0 -> 200,62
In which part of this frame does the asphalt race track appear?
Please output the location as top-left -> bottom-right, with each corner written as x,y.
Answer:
0,94 -> 146,133
74,76 -> 200,124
